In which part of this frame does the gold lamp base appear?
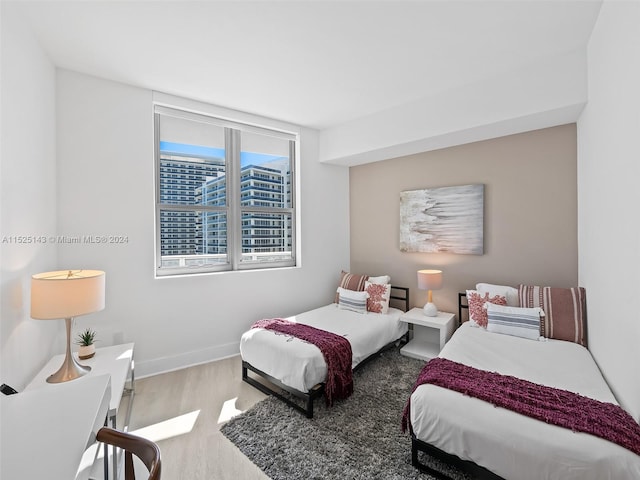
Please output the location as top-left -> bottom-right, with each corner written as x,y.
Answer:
46,317 -> 92,383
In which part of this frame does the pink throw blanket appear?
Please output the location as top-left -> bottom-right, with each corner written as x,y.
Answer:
402,357 -> 640,456
252,318 -> 353,406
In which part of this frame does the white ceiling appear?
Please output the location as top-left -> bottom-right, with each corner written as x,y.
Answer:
13,0 -> 602,131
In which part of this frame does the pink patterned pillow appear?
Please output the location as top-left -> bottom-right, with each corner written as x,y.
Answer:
466,290 -> 507,328
365,281 -> 391,314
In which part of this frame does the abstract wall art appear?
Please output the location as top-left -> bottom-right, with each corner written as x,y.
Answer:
400,184 -> 484,255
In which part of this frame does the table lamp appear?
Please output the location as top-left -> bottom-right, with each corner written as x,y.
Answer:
31,269 -> 105,383
417,269 -> 443,316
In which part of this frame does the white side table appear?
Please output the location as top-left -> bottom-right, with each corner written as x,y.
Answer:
399,308 -> 456,361
26,343 -> 135,480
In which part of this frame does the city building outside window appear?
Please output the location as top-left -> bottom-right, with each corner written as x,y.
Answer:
154,105 -> 297,276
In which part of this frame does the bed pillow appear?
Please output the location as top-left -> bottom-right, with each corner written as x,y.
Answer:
334,270 -> 369,303
486,303 -> 544,341
476,283 -> 519,307
365,281 -> 391,314
367,275 -> 391,285
518,285 -> 587,346
466,290 -> 508,328
337,287 -> 369,314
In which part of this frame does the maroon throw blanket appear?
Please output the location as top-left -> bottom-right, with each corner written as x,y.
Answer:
402,357 -> 640,456
252,318 -> 353,406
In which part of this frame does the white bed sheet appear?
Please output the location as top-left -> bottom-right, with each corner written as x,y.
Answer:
410,322 -> 640,480
240,304 -> 408,393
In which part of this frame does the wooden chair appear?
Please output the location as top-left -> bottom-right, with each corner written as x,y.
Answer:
97,427 -> 161,480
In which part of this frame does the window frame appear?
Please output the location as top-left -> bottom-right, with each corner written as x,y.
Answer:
154,105 -> 298,277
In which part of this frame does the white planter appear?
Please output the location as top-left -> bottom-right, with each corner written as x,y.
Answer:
78,344 -> 95,360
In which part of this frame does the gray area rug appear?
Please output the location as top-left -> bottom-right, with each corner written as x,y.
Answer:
221,349 -> 472,480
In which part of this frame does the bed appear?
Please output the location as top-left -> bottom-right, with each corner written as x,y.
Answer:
406,287 -> 640,480
241,283 -> 410,418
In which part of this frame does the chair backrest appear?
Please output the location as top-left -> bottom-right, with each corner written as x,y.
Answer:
97,427 -> 161,480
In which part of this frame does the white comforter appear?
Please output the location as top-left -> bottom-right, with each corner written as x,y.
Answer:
410,322 -> 640,480
240,304 -> 407,393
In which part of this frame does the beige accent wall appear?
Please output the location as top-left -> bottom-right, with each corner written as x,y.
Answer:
350,124 -> 578,318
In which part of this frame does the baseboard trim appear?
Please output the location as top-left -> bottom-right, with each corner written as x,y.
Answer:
135,341 -> 240,378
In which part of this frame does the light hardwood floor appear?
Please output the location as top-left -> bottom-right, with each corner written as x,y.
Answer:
125,355 -> 270,479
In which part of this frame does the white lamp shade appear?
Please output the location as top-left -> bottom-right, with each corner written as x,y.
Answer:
417,269 -> 443,291
31,270 -> 105,320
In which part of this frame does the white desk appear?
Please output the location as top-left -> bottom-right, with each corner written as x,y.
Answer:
25,343 -> 135,480
0,374 -> 111,480
26,343 -> 135,423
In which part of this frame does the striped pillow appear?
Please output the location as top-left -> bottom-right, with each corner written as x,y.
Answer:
518,285 -> 587,346
334,271 -> 369,303
337,287 -> 369,314
486,303 -> 544,340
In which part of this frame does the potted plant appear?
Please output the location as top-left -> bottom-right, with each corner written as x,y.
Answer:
76,328 -> 97,360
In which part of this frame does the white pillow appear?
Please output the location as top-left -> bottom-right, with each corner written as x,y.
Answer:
476,283 -> 519,307
367,275 -> 391,285
486,303 -> 544,340
336,287 -> 369,314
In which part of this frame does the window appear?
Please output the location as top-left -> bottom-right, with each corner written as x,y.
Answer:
154,105 -> 297,276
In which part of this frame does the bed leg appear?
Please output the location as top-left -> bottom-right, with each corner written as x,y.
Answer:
411,437 -> 418,467
305,397 -> 314,418
242,364 -> 248,380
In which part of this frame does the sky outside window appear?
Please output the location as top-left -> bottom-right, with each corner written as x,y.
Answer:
160,141 -> 286,166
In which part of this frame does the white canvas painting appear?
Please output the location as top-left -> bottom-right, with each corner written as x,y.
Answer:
400,184 -> 484,254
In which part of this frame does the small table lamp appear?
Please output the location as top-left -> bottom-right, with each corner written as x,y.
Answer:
417,269 -> 443,316
31,270 -> 105,383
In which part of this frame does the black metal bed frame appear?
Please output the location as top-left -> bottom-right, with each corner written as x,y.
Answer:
411,435 -> 504,480
409,291 -> 506,480
458,291 -> 468,327
242,286 -> 410,418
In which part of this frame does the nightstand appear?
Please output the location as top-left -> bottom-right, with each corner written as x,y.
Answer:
399,308 -> 456,361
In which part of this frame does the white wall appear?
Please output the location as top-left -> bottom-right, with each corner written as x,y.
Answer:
0,4 -> 60,389
320,50 -> 587,167
56,70 -> 350,377
577,1 -> 640,421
